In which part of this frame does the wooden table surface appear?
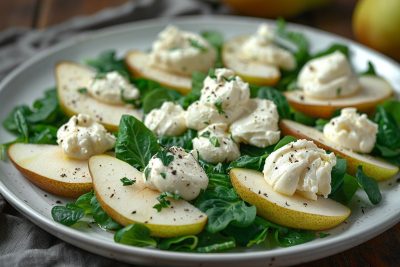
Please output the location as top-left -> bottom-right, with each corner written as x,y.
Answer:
1,1 -> 399,266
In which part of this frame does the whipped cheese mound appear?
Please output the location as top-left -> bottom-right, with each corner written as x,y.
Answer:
240,23 -> 296,70
323,108 -> 378,153
263,139 -> 336,200
185,101 -> 228,131
149,25 -> 216,75
230,99 -> 280,148
144,102 -> 187,136
192,123 -> 240,164
56,114 -> 115,160
199,68 -> 250,122
298,51 -> 360,99
144,146 -> 208,201
88,71 -> 139,105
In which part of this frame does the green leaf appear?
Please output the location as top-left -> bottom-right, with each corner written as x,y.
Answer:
115,115 -> 160,171
196,186 -> 256,233
90,197 -> 122,230
196,232 -> 236,253
207,173 -> 232,189
14,110 -> 29,143
222,223 -> 267,247
274,228 -> 316,247
51,205 -> 84,226
214,99 -> 224,114
142,88 -> 181,114
228,155 -> 267,172
85,50 -> 130,78
74,191 -> 95,214
315,118 -> 329,131
155,148 -> 174,167
291,109 -> 315,126
189,38 -> 208,52
330,157 -> 347,194
312,43 -> 349,59
374,106 -> 400,148
158,235 -> 198,251
201,31 -> 224,68
29,125 -> 58,144
158,129 -> 197,150
329,174 -> 359,204
274,135 -> 297,151
77,87 -> 88,94
114,224 -> 157,247
355,166 -> 382,205
153,192 -> 182,212
179,72 -> 208,109
209,136 -> 220,147
120,177 -> 136,186
240,144 -> 273,157
3,106 -> 32,133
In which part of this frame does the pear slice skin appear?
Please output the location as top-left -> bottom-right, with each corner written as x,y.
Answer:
284,75 -> 393,118
222,36 -> 281,86
8,143 -> 92,198
230,168 -> 351,230
280,119 -> 399,181
56,61 -> 142,132
88,154 -> 207,238
125,50 -> 192,95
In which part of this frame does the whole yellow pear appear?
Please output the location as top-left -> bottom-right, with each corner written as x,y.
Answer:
353,0 -> 400,61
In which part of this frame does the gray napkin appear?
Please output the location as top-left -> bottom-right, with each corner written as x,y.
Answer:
0,0 -> 225,266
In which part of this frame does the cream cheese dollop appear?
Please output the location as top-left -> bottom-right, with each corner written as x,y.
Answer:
199,68 -> 250,122
240,23 -> 296,70
88,71 -> 140,105
298,51 -> 360,99
230,99 -> 280,148
144,102 -> 187,136
192,123 -> 240,164
323,108 -> 378,153
149,25 -> 216,75
263,139 -> 336,200
143,146 -> 208,201
56,114 -> 115,160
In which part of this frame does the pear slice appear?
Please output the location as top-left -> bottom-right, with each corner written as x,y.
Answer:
88,154 -> 207,238
222,36 -> 281,86
230,168 -> 351,230
285,76 -> 393,118
125,51 -> 192,95
280,119 -> 399,181
56,62 -> 142,132
8,143 -> 92,198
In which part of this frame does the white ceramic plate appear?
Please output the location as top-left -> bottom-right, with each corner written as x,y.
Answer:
1,16 -> 400,267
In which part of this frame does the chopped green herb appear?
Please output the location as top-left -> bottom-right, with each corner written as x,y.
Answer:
77,87 -> 88,94
160,172 -> 167,179
201,131 -> 211,138
120,177 -> 135,186
214,99 -> 224,114
155,149 -> 174,167
153,192 -> 182,212
144,167 -> 151,180
209,136 -> 220,147
94,72 -> 107,80
189,38 -> 208,52
336,87 -> 342,96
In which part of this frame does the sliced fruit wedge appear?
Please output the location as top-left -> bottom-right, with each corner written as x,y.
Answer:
8,143 -> 92,198
125,51 -> 192,94
56,62 -> 142,131
230,168 -> 351,230
280,119 -> 399,181
285,76 -> 393,118
222,36 -> 281,86
88,154 -> 207,238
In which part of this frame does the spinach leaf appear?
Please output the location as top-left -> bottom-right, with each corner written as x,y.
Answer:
355,166 -> 382,205
158,235 -> 198,251
201,31 -> 224,68
207,173 -> 232,189
199,160 -> 228,174
315,118 -> 329,131
330,157 -> 347,194
329,174 -> 359,204
51,205 -> 85,226
115,115 -> 160,171
274,228 -> 315,247
374,106 -> 400,148
29,125 -> 58,144
196,232 -> 236,253
312,43 -> 349,59
26,89 -> 61,124
196,186 -> 256,233
85,50 -> 130,78
158,129 -> 197,150
3,106 -> 32,133
114,224 -> 157,247
250,85 -> 291,119
240,144 -> 273,157
291,109 -> 315,126
222,223 -> 267,247
90,197 -> 122,230
228,155 -> 267,172
142,88 -> 181,114
155,149 -> 174,166
14,109 -> 29,143
274,135 -> 297,151
179,72 -> 208,109
380,100 -> 400,125
75,191 -> 95,214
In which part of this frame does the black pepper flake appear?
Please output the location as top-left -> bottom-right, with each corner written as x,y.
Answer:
110,193 -> 114,198
60,173 -> 67,178
131,210 -> 137,214
56,200 -> 62,204
184,209 -> 190,212
258,190 -> 261,194
303,203 -> 308,207
285,201 -> 290,206
263,193 -> 268,198
300,96 -> 304,101
274,167 -> 278,170
172,170 -> 177,175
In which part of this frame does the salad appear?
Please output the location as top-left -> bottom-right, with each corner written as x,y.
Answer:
2,19 -> 400,253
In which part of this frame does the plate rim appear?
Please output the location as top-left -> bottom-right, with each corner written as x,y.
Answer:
1,14 -> 399,265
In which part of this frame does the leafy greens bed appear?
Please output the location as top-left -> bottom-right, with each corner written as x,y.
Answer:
2,21 -> 396,252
